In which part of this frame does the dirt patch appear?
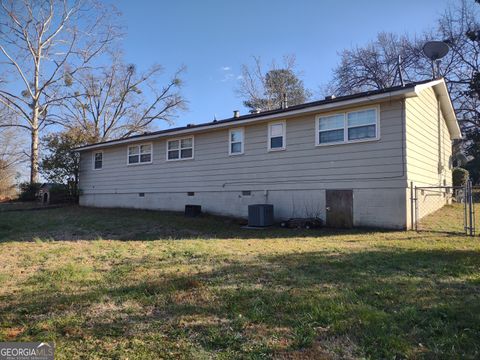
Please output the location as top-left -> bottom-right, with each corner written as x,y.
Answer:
275,335 -> 360,360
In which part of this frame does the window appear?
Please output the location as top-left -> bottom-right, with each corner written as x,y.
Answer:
167,137 -> 193,161
268,121 -> 286,151
316,107 -> 378,146
128,143 -> 152,165
347,109 -> 377,141
93,152 -> 103,169
318,114 -> 344,144
229,128 -> 244,155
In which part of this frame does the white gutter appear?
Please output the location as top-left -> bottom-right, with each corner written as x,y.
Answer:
76,86 -> 419,152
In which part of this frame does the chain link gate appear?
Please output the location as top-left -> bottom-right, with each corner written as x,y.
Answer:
412,180 -> 477,236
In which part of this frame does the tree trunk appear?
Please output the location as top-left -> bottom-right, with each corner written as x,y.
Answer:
30,106 -> 39,184
30,127 -> 39,184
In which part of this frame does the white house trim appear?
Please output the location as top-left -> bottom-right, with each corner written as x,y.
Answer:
228,127 -> 245,156
126,143 -> 153,166
315,105 -> 380,147
267,120 -> 286,152
92,150 -> 103,170
166,136 -> 195,162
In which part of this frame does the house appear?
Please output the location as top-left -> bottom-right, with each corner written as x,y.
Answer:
75,78 -> 461,229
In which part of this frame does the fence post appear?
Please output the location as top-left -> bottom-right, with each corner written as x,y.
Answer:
468,180 -> 474,236
410,181 -> 414,230
414,186 -> 418,232
473,183 -> 476,236
465,181 -> 468,235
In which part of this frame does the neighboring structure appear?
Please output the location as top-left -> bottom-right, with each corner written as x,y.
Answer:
75,78 -> 461,229
37,183 -> 70,204
37,183 -> 56,204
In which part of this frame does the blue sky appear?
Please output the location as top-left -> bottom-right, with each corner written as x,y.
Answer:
110,0 -> 450,128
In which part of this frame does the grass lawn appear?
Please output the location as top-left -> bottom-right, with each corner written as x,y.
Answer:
418,203 -> 479,234
0,201 -> 51,212
0,206 -> 479,359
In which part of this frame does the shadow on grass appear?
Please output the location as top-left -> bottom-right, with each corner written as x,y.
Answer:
1,248 -> 479,358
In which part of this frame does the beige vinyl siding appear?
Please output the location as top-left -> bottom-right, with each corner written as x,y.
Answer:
405,87 -> 452,187
79,100 -> 407,196
405,87 -> 454,227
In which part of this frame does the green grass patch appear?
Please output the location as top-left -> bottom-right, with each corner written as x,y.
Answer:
0,205 -> 479,358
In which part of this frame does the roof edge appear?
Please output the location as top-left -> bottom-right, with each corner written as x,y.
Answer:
75,85 -> 424,152
414,78 -> 461,140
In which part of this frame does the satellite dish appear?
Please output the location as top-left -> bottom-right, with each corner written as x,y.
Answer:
423,41 -> 449,78
423,41 -> 449,61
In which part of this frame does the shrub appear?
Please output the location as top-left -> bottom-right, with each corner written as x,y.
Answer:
18,182 -> 41,202
452,167 -> 469,187
48,184 -> 72,204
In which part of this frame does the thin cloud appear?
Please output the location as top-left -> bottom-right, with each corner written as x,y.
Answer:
217,66 -> 242,82
221,73 -> 234,82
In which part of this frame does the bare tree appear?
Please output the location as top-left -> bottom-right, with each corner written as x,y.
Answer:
328,32 -> 425,96
59,60 -> 186,141
237,55 -> 311,111
0,0 -> 119,183
0,158 -> 16,198
436,0 -> 480,129
327,0 -> 480,178
0,105 -> 23,197
329,2 -> 480,125
0,127 -> 24,170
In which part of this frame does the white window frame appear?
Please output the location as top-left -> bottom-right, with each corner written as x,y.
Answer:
268,120 -> 286,152
166,136 -> 194,161
92,151 -> 103,170
315,113 -> 345,146
127,143 -> 153,165
315,106 -> 380,147
228,127 -> 245,156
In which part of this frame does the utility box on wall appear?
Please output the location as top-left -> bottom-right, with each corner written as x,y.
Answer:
248,204 -> 274,227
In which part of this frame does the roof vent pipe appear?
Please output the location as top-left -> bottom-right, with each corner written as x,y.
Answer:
233,110 -> 240,118
324,95 -> 336,100
281,93 -> 288,109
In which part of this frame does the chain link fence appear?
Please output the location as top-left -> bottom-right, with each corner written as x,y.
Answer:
413,182 -> 478,235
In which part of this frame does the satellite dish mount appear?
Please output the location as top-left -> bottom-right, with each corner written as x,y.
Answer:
423,41 -> 449,78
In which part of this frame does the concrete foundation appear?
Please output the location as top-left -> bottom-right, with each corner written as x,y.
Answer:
80,187 -> 407,229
